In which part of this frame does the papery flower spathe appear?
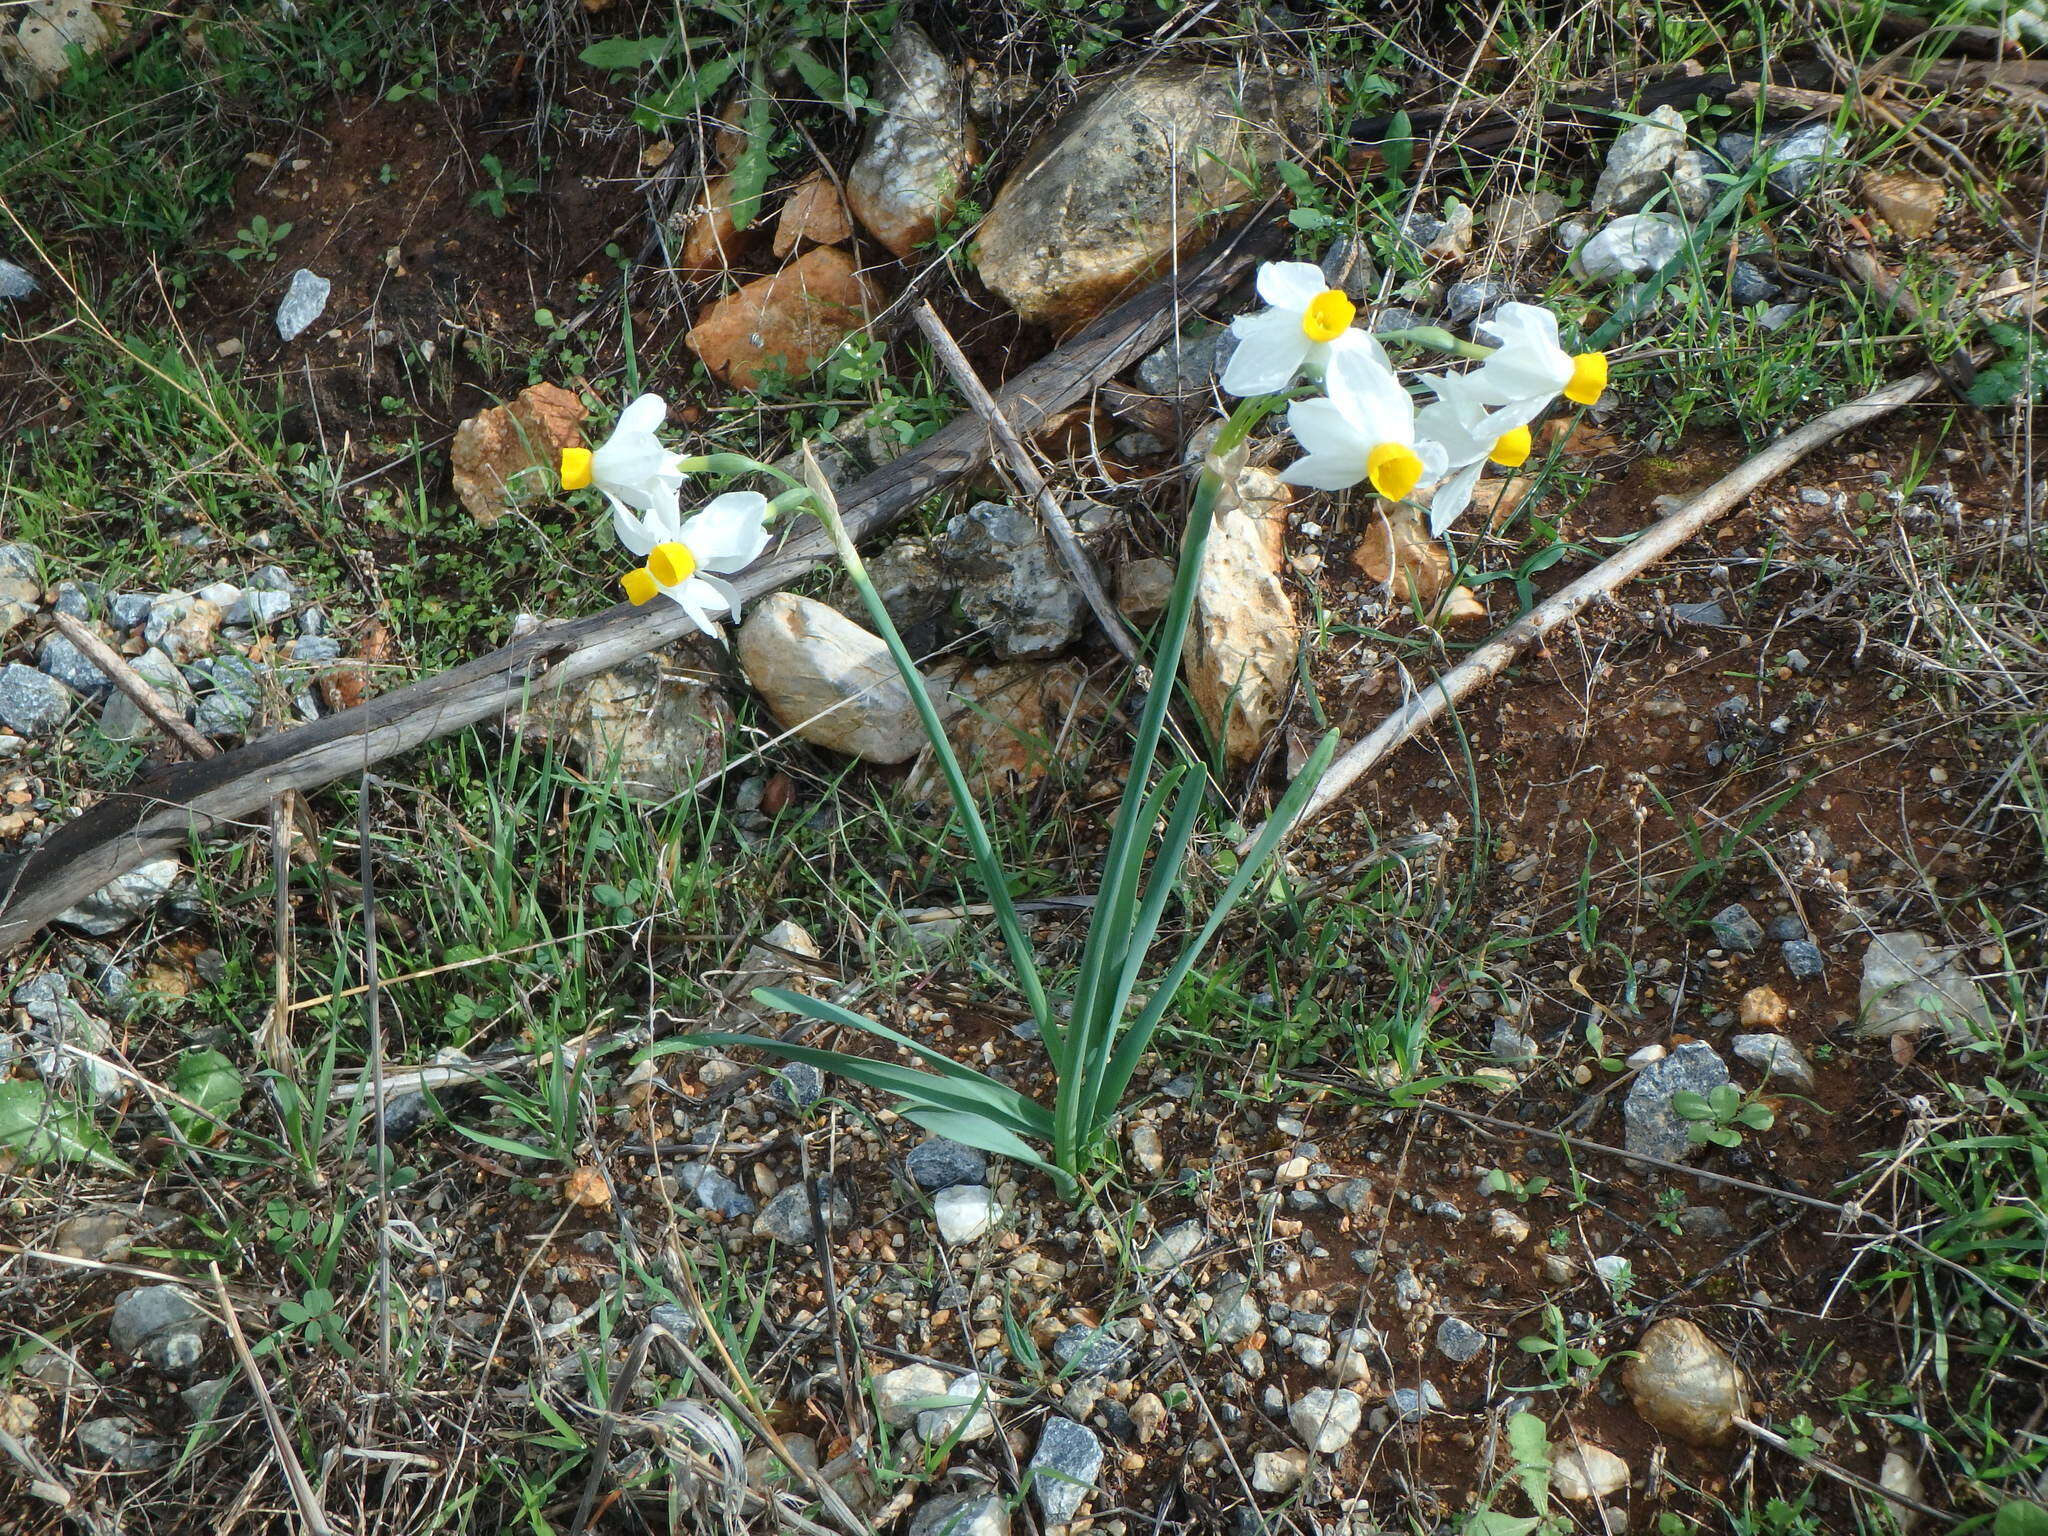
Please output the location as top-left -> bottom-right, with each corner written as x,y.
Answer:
615,490 -> 772,638
1466,302 -> 1608,418
1280,340 -> 1448,503
1413,370 -> 1533,536
560,393 -> 686,522
1220,261 -> 1375,397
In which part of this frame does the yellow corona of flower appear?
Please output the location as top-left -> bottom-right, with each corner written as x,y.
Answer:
1468,302 -> 1610,414
613,491 -> 772,638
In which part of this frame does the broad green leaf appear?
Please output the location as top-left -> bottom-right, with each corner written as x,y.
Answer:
579,35 -> 673,70
1463,1517 -> 1541,1536
899,1107 -> 1062,1181
1737,1102 -> 1775,1129
635,57 -> 738,127
168,1048 -> 243,1143
783,43 -> 848,107
726,77 -> 774,231
1671,1090 -> 1711,1121
1506,1410 -> 1552,1513
1996,1501 -> 2048,1536
0,1080 -> 128,1172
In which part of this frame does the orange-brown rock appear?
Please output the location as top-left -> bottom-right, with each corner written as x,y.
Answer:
685,247 -> 878,390
773,172 -> 854,257
675,174 -> 746,276
448,383 -> 586,527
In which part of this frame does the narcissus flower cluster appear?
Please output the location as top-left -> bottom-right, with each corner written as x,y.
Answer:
1222,265 -> 1609,533
561,394 -> 771,637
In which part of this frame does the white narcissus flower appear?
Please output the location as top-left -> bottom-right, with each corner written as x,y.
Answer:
1220,261 -> 1376,396
1465,302 -> 1609,418
1279,339 -> 1448,503
1413,371 -> 1535,536
615,490 -> 772,638
559,393 -> 686,521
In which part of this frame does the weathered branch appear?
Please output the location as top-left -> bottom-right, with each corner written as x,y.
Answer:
1244,362 -> 1956,849
0,215 -> 1284,954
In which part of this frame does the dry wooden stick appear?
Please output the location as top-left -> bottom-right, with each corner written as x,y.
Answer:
208,1262 -> 334,1536
49,611 -> 217,760
1735,1416 -> 1951,1524
912,299 -> 1144,672
1245,363 -> 1955,847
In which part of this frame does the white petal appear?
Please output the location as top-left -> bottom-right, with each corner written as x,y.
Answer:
1428,461 -> 1485,536
662,578 -> 727,637
1327,344 -> 1416,444
1415,398 -> 1487,468
1416,439 -> 1450,481
1477,303 -> 1559,353
610,499 -> 660,556
1256,260 -> 1329,311
697,571 -> 746,625
1286,397 -> 1365,462
679,491 -> 771,572
1280,449 -> 1370,492
1220,309 -> 1311,397
614,393 -> 669,437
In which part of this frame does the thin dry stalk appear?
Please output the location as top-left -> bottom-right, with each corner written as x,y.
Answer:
49,611 -> 217,760
208,1262 -> 334,1536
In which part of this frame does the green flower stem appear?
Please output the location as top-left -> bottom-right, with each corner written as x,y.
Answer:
677,452 -> 805,491
1374,325 -> 1495,361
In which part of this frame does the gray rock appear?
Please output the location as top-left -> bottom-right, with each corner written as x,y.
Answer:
1489,1019 -> 1538,1067
1427,1200 -> 1464,1223
111,1285 -> 208,1354
289,635 -> 343,663
143,594 -> 222,661
1856,930 -> 1995,1044
1681,1205 -> 1735,1238
1444,275 -> 1510,327
0,258 -> 38,300
377,1089 -> 436,1142
647,1302 -> 703,1346
1783,939 -> 1826,980
142,1328 -> 208,1376
1209,1274 -> 1263,1344
827,537 -> 958,652
1388,1382 -> 1445,1423
0,662 -> 72,735
1672,148 -> 1716,219
28,1002 -> 119,1098
1708,903 -> 1764,953
12,972 -> 72,1027
844,24 -> 973,259
512,650 -> 735,800
1290,1386 -> 1363,1452
1760,121 -> 1851,199
52,580 -> 99,620
938,501 -> 1084,660
974,64 -> 1312,330
1488,189 -> 1565,252
752,1180 -> 851,1245
1671,600 -> 1728,627
276,268 -> 332,341
1435,1317 -> 1488,1363
1137,325 -> 1229,395
248,565 -> 295,593
1732,1032 -> 1816,1090
109,592 -> 153,631
1572,213 -> 1685,281
1370,305 -> 1430,335
1054,1322 -> 1135,1379
54,857 -> 181,935
1758,302 -> 1803,331
916,1370 -> 997,1445
1623,1042 -> 1732,1162
1730,259 -> 1780,306
1327,1176 -> 1374,1215
189,654 -> 265,737
909,1493 -> 1010,1536
1029,1416 -> 1104,1526
196,581 -> 242,609
36,632 -> 109,698
226,587 -> 292,627
676,1162 -> 756,1219
905,1135 -> 987,1191
0,542 -> 38,582
1320,234 -> 1378,305
770,1062 -> 824,1112
1765,914 -> 1807,943
1591,105 -> 1687,214
95,647 -> 196,745
181,1377 -> 235,1421
75,1416 -> 170,1470
1137,1218 -> 1207,1275
1393,1265 -> 1427,1308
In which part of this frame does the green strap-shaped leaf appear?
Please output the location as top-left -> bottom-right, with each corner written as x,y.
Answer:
898,1106 -> 1063,1182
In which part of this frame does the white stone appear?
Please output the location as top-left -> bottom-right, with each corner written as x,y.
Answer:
933,1184 -> 998,1244
1288,1387 -> 1362,1454
736,593 -> 936,764
1572,213 -> 1685,281
845,24 -> 974,259
1856,930 -> 1995,1044
872,1363 -> 949,1427
1185,463 -> 1296,765
1250,1448 -> 1308,1493
1552,1444 -> 1630,1501
1591,106 -> 1687,214
916,1371 -> 997,1445
275,269 -> 331,342
1730,1032 -> 1816,1090
53,858 -> 182,936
